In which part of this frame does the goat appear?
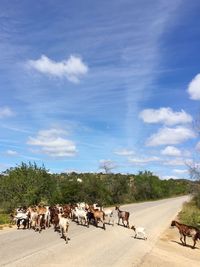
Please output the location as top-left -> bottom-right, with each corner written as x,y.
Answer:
58,213 -> 70,244
131,225 -> 147,240
89,206 -> 106,230
15,208 -> 29,230
171,220 -> 200,249
115,206 -> 130,228
50,206 -> 60,232
27,207 -> 38,230
72,207 -> 88,227
103,208 -> 114,226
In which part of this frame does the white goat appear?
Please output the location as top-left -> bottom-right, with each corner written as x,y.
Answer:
58,213 -> 70,244
103,208 -> 114,226
131,225 -> 147,240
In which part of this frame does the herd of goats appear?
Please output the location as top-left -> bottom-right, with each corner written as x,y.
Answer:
10,202 -> 200,248
11,202 -> 147,243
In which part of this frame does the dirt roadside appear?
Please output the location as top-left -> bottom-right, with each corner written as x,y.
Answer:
140,225 -> 200,267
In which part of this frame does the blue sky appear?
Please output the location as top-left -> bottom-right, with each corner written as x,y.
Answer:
1,0 -> 200,178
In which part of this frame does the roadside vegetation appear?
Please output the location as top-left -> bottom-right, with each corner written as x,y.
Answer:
179,200 -> 200,228
0,162 -> 193,221
178,165 -> 200,228
0,210 -> 10,227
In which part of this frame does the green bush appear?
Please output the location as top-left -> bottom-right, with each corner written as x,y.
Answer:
0,213 -> 10,225
178,200 -> 200,228
0,162 -> 192,212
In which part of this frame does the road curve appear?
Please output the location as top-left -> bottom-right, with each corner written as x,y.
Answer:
0,196 -> 189,267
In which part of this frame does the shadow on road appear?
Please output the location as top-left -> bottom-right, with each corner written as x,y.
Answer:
171,240 -> 199,250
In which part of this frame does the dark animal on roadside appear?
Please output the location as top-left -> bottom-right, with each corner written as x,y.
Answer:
50,207 -> 60,232
87,211 -> 95,226
15,207 -> 29,230
171,220 -> 200,249
16,218 -> 28,229
115,206 -> 130,228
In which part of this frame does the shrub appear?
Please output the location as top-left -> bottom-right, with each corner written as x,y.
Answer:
178,200 -> 200,228
0,213 -> 10,225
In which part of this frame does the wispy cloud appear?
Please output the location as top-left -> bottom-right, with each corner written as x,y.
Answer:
129,156 -> 161,165
146,126 -> 195,146
0,106 -> 15,118
187,73 -> 200,100
173,169 -> 188,174
114,148 -> 135,156
163,158 -> 186,166
27,55 -> 88,83
27,128 -> 77,157
5,149 -> 18,156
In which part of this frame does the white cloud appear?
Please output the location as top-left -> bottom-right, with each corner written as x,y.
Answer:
139,107 -> 192,125
161,146 -> 181,157
27,55 -> 88,83
146,126 -> 195,146
0,107 -> 15,118
129,156 -> 161,165
5,150 -> 18,156
27,128 -> 77,157
161,175 -> 180,180
187,73 -> 200,100
163,158 -> 185,166
114,148 -> 135,156
173,169 -> 188,174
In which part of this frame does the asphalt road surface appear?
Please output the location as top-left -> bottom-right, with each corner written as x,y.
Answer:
0,196 -> 189,267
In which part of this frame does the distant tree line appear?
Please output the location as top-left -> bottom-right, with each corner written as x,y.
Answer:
0,162 -> 193,212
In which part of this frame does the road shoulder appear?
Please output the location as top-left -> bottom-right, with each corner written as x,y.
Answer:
140,226 -> 200,267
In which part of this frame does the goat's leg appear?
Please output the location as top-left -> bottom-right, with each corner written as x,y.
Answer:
180,233 -> 184,245
127,220 -> 130,228
134,233 -> 137,238
102,219 -> 106,230
118,217 -> 120,225
192,237 -> 196,249
17,219 -> 21,229
183,235 -> 186,246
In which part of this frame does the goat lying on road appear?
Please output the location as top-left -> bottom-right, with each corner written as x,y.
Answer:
131,225 -> 147,240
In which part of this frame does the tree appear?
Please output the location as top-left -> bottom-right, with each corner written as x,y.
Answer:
99,160 -> 117,174
0,162 -> 57,211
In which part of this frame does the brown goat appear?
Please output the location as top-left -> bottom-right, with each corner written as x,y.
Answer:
171,220 -> 200,249
89,206 -> 106,230
115,206 -> 130,228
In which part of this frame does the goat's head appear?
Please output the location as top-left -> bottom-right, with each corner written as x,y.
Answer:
171,220 -> 176,227
197,232 -> 200,240
131,225 -> 136,231
115,206 -> 119,210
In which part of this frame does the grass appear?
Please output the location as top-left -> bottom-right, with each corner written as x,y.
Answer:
0,213 -> 10,225
178,200 -> 200,228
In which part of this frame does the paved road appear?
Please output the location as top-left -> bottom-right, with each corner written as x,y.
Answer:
0,196 -> 189,267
